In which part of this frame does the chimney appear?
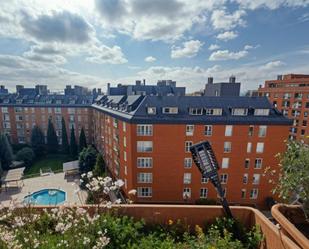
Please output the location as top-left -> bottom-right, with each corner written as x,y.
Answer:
0,85 -> 4,90
135,80 -> 141,86
229,76 -> 236,83
143,79 -> 146,85
207,77 -> 213,84
98,88 -> 102,95
107,83 -> 111,95
16,85 -> 24,93
277,75 -> 283,80
259,84 -> 262,89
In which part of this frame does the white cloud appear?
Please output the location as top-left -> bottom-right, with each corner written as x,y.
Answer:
95,0 -> 226,42
171,40 -> 203,59
145,56 -> 156,62
208,44 -> 220,50
259,60 -> 285,70
209,49 -> 248,61
217,31 -> 238,41
86,45 -> 127,64
235,0 -> 309,10
211,9 -> 246,30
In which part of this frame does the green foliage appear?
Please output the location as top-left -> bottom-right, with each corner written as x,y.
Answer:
0,132 -> 13,170
69,126 -> 78,159
79,146 -> 97,173
16,147 -> 35,167
93,154 -> 106,177
46,118 -> 58,153
274,141 -> 309,216
30,125 -> 45,157
78,127 -> 87,152
61,117 -> 69,154
195,198 -> 217,205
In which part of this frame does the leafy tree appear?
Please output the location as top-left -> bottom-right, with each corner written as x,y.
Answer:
79,127 -> 87,152
30,125 -> 45,157
70,125 -> 78,159
274,141 -> 309,217
93,154 -> 106,176
61,117 -> 69,154
79,146 -> 97,173
16,147 -> 35,167
46,118 -> 58,153
0,133 -> 13,170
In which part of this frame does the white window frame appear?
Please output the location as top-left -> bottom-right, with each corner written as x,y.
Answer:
247,142 -> 252,153
223,142 -> 231,153
254,158 -> 263,169
258,126 -> 267,137
200,188 -> 208,198
162,107 -> 178,114
250,189 -> 259,199
220,174 -> 228,184
147,107 -> 156,115
183,188 -> 191,199
184,158 -> 192,168
137,157 -> 153,168
256,142 -> 264,153
137,141 -> 153,152
254,109 -> 270,116
204,125 -> 213,136
185,141 -> 193,152
137,124 -> 153,136
232,108 -> 248,116
183,173 -> 192,184
253,174 -> 260,185
137,187 -> 152,197
222,158 -> 229,168
137,173 -> 153,183
225,125 -> 233,136
186,125 -> 194,136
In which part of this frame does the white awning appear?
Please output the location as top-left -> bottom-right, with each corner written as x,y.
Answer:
3,167 -> 25,183
63,160 -> 79,172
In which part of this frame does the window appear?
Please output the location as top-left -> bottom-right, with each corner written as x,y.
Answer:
201,177 -> 208,183
147,107 -> 156,115
183,173 -> 191,184
14,107 -> 23,113
200,188 -> 208,198
245,159 -> 250,169
247,142 -> 252,153
137,157 -> 153,168
68,108 -> 75,114
163,107 -> 178,114
54,107 -> 61,114
283,93 -> 291,99
256,142 -> 264,153
124,151 -> 127,161
302,120 -> 307,127
137,141 -> 153,152
137,125 -> 153,136
232,108 -> 248,116
185,141 -> 193,152
222,158 -> 229,168
258,126 -> 267,137
184,158 -> 192,168
186,125 -> 194,136
113,118 -> 118,128
204,125 -> 213,136
243,174 -> 248,184
250,189 -> 258,199
123,122 -> 126,132
189,108 -> 203,115
241,189 -> 246,199
1,107 -> 8,113
220,174 -> 228,184
137,187 -> 152,197
183,188 -> 191,199
123,137 -> 126,147
248,126 -> 254,136
205,108 -> 222,115
225,125 -> 233,136
254,109 -> 270,116
253,174 -> 260,185
254,158 -> 262,169
223,142 -> 231,153
137,173 -> 152,183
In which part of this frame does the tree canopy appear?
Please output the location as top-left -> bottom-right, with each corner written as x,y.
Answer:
93,154 -> 106,177
70,126 -> 78,159
79,146 -> 97,173
47,118 -> 58,153
0,133 -> 13,170
79,127 -> 87,152
31,125 -> 45,157
61,117 -> 69,154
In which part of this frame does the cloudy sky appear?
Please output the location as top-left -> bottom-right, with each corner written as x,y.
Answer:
0,0 -> 309,93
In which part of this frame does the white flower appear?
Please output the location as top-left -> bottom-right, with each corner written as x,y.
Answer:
128,189 -> 137,195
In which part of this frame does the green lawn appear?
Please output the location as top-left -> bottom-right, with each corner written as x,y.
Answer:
24,154 -> 74,177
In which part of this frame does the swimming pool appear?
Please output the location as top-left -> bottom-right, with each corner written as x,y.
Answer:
24,189 -> 66,205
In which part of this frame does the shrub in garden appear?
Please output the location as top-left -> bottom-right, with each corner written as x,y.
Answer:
79,146 -> 97,173
30,125 -> 45,157
16,147 -> 35,167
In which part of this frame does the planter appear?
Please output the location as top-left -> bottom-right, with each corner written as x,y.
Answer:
272,204 -> 309,249
33,204 -> 300,249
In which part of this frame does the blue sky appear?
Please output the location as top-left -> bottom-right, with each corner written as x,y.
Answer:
0,0 -> 309,93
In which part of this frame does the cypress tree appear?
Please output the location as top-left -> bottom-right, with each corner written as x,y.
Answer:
0,133 -> 13,170
47,118 -> 58,154
70,125 -> 78,158
93,154 -> 106,177
61,117 -> 69,154
79,127 -> 87,152
31,125 -> 45,157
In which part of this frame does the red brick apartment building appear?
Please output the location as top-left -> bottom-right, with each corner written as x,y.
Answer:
92,95 -> 291,208
254,74 -> 309,142
0,84 -> 292,208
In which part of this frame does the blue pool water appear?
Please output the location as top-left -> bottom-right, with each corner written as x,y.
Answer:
24,189 -> 66,205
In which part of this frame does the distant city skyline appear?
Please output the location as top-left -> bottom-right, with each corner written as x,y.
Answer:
0,0 -> 309,93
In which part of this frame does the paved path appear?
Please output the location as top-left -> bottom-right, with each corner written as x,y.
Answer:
0,172 -> 87,206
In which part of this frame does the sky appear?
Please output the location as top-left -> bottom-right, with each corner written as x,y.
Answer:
0,0 -> 309,94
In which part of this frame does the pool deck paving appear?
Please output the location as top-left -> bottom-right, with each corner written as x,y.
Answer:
0,172 -> 87,206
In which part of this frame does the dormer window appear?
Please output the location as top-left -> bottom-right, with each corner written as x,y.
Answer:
254,109 -> 270,116
231,108 -> 248,116
163,107 -> 178,114
205,108 -> 222,116
56,100 -> 62,104
189,108 -> 203,115
147,107 -> 156,114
